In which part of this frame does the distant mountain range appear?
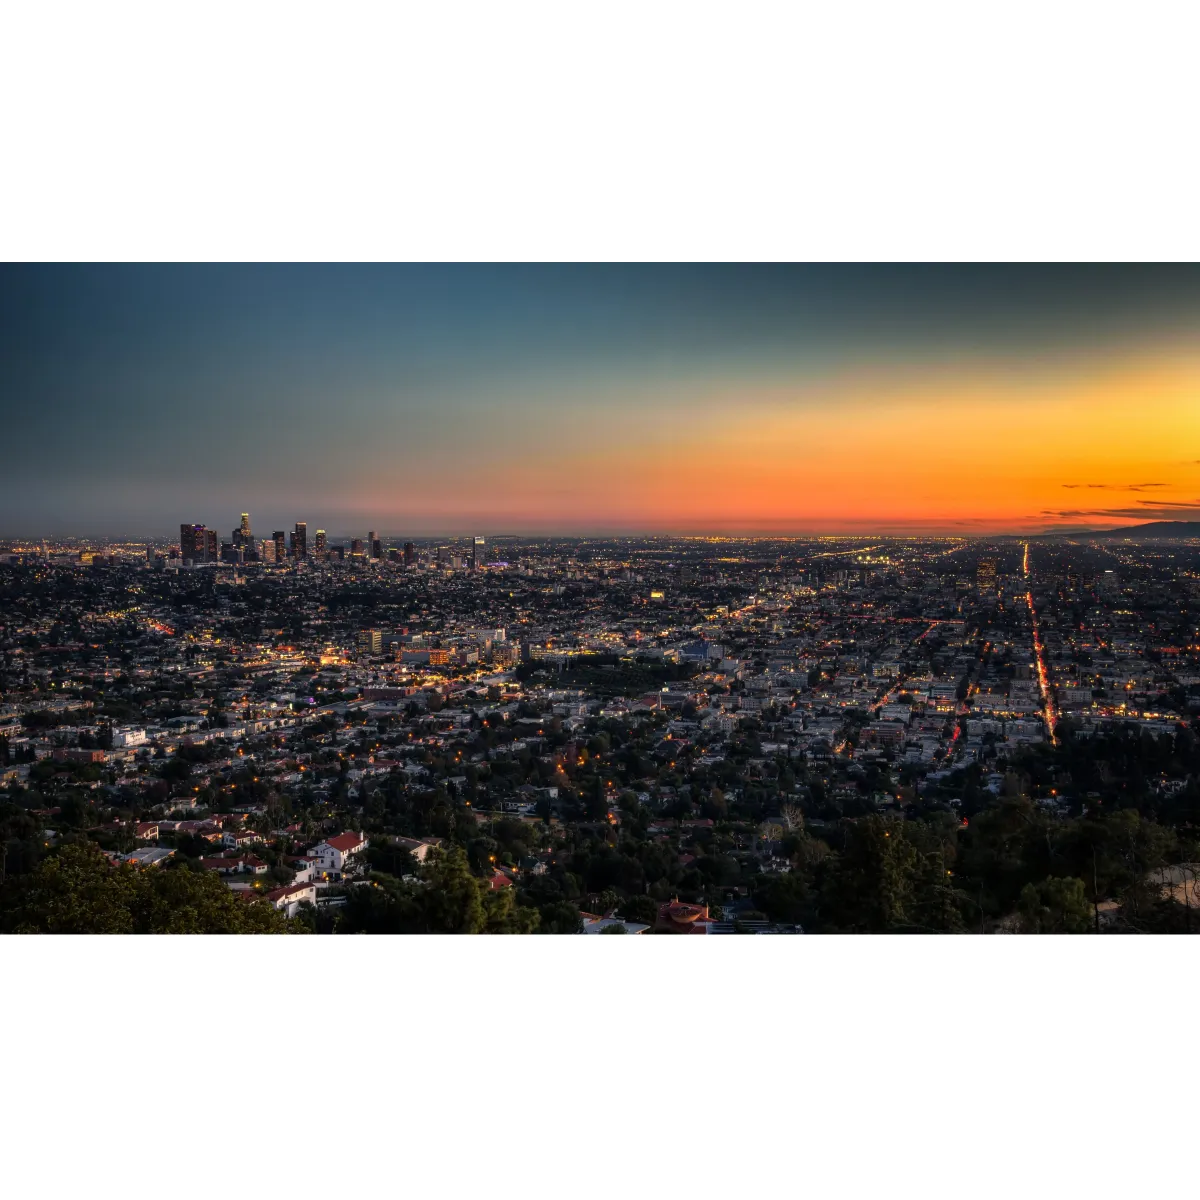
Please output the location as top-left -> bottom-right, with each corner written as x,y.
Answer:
1079,521 -> 1200,539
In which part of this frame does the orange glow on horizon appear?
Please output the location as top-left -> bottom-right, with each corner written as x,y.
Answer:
353,348 -> 1200,533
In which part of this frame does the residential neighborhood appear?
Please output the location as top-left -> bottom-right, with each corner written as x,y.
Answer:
2,530 -> 1199,933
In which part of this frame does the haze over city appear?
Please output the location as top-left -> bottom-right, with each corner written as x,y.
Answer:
3,263 -> 1200,538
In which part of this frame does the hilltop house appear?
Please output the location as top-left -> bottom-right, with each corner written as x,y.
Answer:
310,832 -> 368,880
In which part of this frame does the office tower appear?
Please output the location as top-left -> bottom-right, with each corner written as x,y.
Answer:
357,629 -> 382,654
403,541 -> 415,567
206,529 -> 218,561
492,644 -> 520,668
273,531 -> 286,562
261,537 -> 276,564
387,547 -> 400,563
233,513 -> 258,561
976,558 -> 997,594
292,522 -> 308,560
180,523 -> 206,564
470,535 -> 485,569
351,537 -> 364,558
314,529 -> 327,558
371,534 -> 382,560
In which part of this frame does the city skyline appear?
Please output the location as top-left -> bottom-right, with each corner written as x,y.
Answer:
4,263 -> 1200,537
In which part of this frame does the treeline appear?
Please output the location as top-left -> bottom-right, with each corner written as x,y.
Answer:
0,841 -> 293,933
744,804 -> 1195,933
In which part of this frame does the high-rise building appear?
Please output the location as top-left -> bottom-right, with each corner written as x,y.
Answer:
370,534 -> 382,560
976,558 -> 997,594
314,529 -> 327,558
261,537 -> 276,564
273,531 -> 286,562
206,530 -> 218,561
492,643 -> 520,668
403,541 -> 415,567
357,629 -> 382,654
180,523 -> 206,564
233,513 -> 258,561
292,522 -> 308,560
470,535 -> 485,570
351,538 -> 364,558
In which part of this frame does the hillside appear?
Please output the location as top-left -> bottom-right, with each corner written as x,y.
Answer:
1088,521 -> 1200,538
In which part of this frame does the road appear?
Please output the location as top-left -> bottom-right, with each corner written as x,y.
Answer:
1023,542 -> 1059,745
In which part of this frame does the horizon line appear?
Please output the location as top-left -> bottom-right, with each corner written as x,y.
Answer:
3,522 -> 1187,543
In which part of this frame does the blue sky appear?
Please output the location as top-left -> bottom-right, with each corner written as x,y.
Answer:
3,264 -> 1200,537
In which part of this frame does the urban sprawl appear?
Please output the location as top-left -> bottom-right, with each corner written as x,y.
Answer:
2,518 -> 1199,933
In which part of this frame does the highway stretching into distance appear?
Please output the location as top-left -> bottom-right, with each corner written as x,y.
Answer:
1023,542 -> 1059,746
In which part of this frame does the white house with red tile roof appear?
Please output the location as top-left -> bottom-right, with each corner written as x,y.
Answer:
223,828 -> 264,849
286,855 -> 321,885
310,832 -> 368,880
265,881 -> 317,918
392,836 -> 442,863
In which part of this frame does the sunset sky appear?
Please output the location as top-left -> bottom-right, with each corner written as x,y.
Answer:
3,263 -> 1199,537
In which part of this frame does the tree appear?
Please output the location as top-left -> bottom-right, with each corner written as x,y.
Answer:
131,865 -> 294,933
537,900 -> 584,934
0,842 -> 295,934
752,872 -> 812,926
0,841 -> 139,933
1017,877 -> 1092,934
482,885 -> 540,933
910,850 -> 966,933
161,756 -> 191,783
615,893 -> 658,926
824,816 -> 918,932
417,846 -> 486,933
